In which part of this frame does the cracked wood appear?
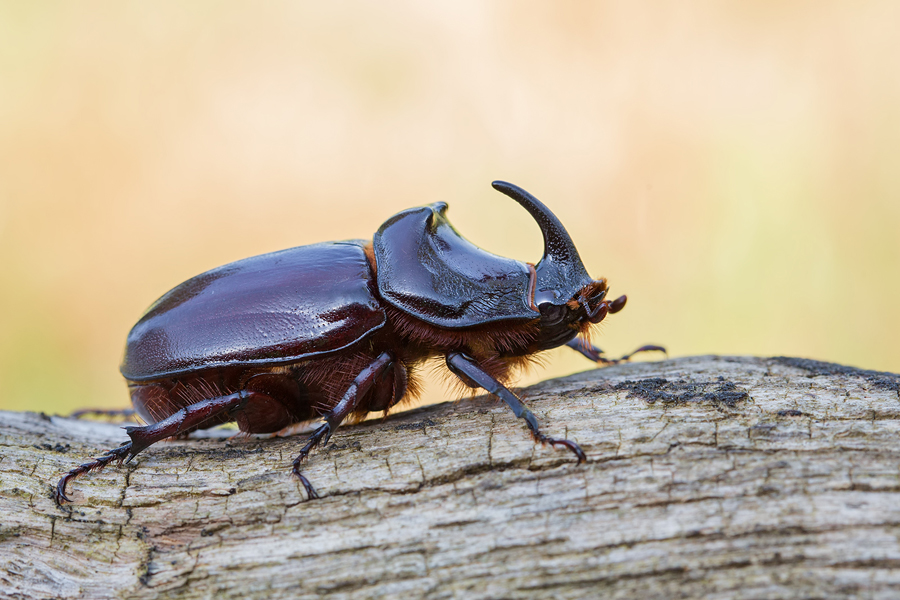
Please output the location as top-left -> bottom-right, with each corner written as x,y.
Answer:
2,355 -> 900,599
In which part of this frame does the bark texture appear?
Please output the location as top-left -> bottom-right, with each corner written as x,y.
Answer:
2,355 -> 900,599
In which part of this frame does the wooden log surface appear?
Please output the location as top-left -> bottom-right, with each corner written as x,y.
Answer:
2,355 -> 900,599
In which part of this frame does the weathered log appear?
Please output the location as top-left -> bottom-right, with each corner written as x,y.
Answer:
1,355 -> 899,599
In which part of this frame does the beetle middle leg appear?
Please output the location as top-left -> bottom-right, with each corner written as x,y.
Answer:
446,352 -> 586,463
56,390 -> 254,505
565,339 -> 667,365
291,351 -> 397,499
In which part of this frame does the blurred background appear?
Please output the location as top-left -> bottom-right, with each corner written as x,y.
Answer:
1,2 -> 898,415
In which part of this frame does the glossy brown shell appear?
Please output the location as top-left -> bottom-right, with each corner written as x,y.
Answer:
121,241 -> 386,381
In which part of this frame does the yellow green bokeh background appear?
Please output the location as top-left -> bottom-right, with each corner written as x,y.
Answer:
1,2 -> 898,415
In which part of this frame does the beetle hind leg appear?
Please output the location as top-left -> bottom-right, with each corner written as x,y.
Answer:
68,407 -> 137,422
55,443 -> 133,504
55,390 -> 254,506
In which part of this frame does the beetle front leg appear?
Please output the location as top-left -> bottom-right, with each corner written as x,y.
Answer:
565,339 -> 667,365
55,390 -> 251,505
291,351 -> 395,499
445,352 -> 586,464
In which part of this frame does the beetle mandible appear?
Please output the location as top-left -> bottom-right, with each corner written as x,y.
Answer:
55,181 -> 663,504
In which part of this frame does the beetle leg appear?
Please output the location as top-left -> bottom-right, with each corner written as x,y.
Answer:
68,407 -> 137,421
55,390 -> 251,505
290,424 -> 331,500
565,339 -> 667,364
291,351 -> 395,499
123,390 -> 251,456
54,443 -> 133,505
445,352 -> 586,464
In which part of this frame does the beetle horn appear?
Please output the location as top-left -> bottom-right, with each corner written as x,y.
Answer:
491,181 -> 591,303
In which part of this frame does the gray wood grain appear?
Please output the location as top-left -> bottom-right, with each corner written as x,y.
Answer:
2,356 -> 899,599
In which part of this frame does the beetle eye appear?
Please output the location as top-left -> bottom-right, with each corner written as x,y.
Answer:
538,302 -> 569,326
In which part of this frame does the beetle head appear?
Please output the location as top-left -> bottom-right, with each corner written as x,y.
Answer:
491,181 -> 625,349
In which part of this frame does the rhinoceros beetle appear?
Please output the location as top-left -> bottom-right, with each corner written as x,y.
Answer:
55,181 -> 663,504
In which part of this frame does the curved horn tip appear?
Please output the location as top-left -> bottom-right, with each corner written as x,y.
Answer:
491,181 -> 541,205
490,179 -> 589,286
491,180 -> 519,194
